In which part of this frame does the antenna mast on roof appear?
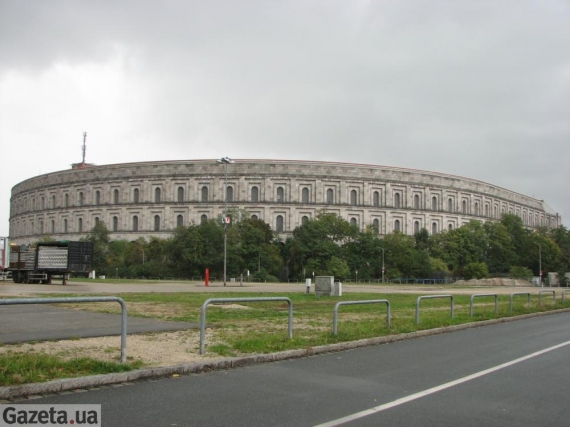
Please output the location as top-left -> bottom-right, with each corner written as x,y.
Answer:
82,132 -> 87,164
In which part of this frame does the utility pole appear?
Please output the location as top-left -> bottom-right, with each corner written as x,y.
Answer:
217,157 -> 234,286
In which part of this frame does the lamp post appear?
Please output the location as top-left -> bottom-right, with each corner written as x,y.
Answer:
380,248 -> 385,283
535,242 -> 542,287
217,157 -> 234,286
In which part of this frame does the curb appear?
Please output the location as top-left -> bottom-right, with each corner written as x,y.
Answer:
2,308 -> 569,400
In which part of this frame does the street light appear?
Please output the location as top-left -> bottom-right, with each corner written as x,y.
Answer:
217,157 -> 234,286
380,248 -> 385,283
535,242 -> 542,287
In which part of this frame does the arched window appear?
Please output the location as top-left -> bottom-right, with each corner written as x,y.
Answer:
155,188 -> 161,203
78,218 -> 83,233
462,200 -> 467,213
51,195 -> 56,209
475,202 -> 479,216
113,216 -> 118,232
432,222 -> 438,235
177,187 -> 184,202
276,215 -> 284,232
432,196 -> 437,210
200,214 -> 208,224
373,218 -> 380,235
394,219 -> 401,232
394,193 -> 401,208
95,191 -> 101,205
63,219 -> 67,233
251,214 -> 258,220
373,191 -> 380,207
154,215 -> 160,231
65,194 -> 69,208
251,186 -> 259,202
134,188 -> 140,204
39,221 -> 44,234
201,186 -> 208,202
78,192 -> 84,206
448,224 -> 453,231
226,186 -> 233,202
114,189 -> 120,204
350,218 -> 357,227
302,187 -> 309,203
277,187 -> 284,203
448,198 -> 453,212
51,220 -> 55,233
41,197 -> 45,209
326,188 -> 334,204
177,215 -> 183,228
95,217 -> 99,224
350,189 -> 357,205
133,216 -> 139,232
414,221 -> 420,234
414,195 -> 420,210
302,215 -> 309,225
493,206 -> 497,218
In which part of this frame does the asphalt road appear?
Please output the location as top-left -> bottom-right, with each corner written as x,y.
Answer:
14,311 -> 570,426
0,305 -> 198,343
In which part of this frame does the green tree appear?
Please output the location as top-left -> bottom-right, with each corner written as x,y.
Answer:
483,222 -> 516,274
84,221 -> 111,274
431,221 -> 488,272
288,212 -> 357,279
509,266 -> 533,279
463,262 -> 489,280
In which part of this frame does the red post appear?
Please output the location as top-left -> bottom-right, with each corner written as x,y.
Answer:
205,269 -> 209,286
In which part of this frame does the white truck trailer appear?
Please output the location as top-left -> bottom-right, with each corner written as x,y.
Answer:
7,241 -> 94,284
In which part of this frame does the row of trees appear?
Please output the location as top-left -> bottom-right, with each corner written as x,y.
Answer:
81,210 -> 570,284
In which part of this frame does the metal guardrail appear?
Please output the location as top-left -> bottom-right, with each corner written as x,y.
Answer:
416,295 -> 454,325
0,296 -> 128,363
200,297 -> 293,355
469,294 -> 498,317
539,290 -> 556,305
510,292 -> 531,312
562,290 -> 570,303
333,300 -> 391,335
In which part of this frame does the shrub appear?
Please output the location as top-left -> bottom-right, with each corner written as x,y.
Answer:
463,262 -> 489,280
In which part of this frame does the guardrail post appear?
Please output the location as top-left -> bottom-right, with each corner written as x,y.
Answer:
0,296 -> 128,363
509,292 -> 531,312
200,297 -> 293,355
332,299 -> 390,335
469,294 -> 498,317
416,295 -> 454,325
539,290 -> 556,305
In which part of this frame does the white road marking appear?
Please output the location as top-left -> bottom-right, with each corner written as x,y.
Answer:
315,339 -> 570,427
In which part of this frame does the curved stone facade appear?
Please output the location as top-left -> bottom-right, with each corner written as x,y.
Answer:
9,159 -> 562,244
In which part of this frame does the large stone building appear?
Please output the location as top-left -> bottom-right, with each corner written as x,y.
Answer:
9,159 -> 562,244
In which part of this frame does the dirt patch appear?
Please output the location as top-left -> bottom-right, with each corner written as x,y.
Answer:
0,329 -> 225,367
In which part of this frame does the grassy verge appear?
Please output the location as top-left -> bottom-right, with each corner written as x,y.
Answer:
38,291 -> 570,354
0,353 -> 142,386
1,290 -> 568,385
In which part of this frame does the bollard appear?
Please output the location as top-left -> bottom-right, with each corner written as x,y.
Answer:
305,278 -> 311,295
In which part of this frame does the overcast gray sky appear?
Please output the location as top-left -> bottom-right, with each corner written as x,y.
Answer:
1,0 -> 569,237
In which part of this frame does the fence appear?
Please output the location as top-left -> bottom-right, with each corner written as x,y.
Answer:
416,295 -> 454,325
0,296 -> 128,363
200,297 -> 293,354
469,294 -> 498,317
333,300 -> 390,335
539,290 -> 556,305
510,293 -> 531,312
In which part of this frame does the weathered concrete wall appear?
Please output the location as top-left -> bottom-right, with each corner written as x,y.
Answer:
9,159 -> 562,244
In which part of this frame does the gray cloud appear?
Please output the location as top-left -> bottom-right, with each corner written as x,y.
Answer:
1,0 -> 569,236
